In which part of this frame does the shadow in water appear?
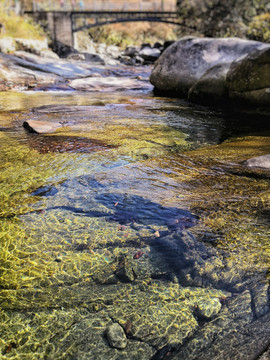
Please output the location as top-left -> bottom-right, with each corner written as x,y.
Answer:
43,190 -> 198,230
26,134 -> 116,154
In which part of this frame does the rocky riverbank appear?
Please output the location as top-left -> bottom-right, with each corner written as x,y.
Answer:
1,34 -> 270,118
0,49 -> 153,92
0,34 -> 165,92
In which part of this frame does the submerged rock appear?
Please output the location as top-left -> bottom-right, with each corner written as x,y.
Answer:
106,323 -> 127,349
115,256 -> 136,283
195,298 -> 222,319
245,154 -> 270,169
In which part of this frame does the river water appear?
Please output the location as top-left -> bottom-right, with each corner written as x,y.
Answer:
0,65 -> 270,359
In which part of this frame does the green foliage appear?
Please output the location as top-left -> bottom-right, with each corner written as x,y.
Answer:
0,4 -> 45,39
177,0 -> 269,39
88,22 -> 177,48
247,13 -> 270,42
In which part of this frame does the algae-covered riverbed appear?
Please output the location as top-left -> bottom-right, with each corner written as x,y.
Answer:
0,88 -> 270,360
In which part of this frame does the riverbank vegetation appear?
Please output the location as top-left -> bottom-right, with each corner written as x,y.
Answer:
177,0 -> 270,42
88,22 -> 177,48
0,2 -> 45,39
247,12 -> 270,42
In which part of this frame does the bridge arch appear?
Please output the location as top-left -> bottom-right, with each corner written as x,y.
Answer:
26,10 -> 180,46
73,17 -> 181,33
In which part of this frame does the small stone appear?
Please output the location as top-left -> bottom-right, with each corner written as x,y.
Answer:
251,281 -> 270,318
23,120 -> 62,134
115,256 -> 135,283
195,298 -> 222,319
245,154 -> 270,169
106,323 -> 127,349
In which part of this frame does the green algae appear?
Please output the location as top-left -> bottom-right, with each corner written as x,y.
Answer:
0,133 -> 85,290
47,121 -> 188,160
187,136 -> 270,275
0,280 -> 227,357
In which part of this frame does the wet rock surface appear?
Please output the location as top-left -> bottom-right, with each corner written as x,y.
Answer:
0,50 -> 153,92
23,120 -> 63,134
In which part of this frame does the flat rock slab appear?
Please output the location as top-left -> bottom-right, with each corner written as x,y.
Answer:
23,120 -> 63,134
13,51 -> 95,79
68,76 -> 152,92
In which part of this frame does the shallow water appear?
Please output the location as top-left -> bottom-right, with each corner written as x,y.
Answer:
0,75 -> 270,359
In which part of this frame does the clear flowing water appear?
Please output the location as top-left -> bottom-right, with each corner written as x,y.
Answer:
0,75 -> 270,360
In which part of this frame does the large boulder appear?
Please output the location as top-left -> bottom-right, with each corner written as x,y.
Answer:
226,47 -> 270,112
150,37 -> 270,112
188,62 -> 231,105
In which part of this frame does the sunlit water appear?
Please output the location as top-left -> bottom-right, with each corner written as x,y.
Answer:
0,70 -> 270,359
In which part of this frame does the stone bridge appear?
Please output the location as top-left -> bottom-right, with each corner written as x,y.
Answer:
25,10 -> 180,47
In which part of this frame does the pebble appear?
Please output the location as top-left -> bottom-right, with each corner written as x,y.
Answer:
106,323 -> 127,349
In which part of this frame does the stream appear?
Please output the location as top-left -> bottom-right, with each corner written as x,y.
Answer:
0,64 -> 270,360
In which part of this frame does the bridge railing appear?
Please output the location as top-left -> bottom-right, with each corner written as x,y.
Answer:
31,0 -> 176,12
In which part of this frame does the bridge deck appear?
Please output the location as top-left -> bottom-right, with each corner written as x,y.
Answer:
26,10 -> 180,31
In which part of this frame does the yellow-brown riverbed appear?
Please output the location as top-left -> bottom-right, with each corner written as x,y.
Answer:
0,86 -> 269,359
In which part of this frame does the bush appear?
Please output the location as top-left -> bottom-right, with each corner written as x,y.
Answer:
247,13 -> 270,42
0,4 -> 45,39
88,22 -> 177,48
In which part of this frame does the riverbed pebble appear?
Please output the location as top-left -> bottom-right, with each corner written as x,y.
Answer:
106,323 -> 127,349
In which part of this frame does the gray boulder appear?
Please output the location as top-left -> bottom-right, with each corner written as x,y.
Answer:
122,46 -> 140,58
138,47 -> 161,62
150,37 -> 269,111
227,47 -> 270,111
82,52 -> 105,64
188,62 -> 231,105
